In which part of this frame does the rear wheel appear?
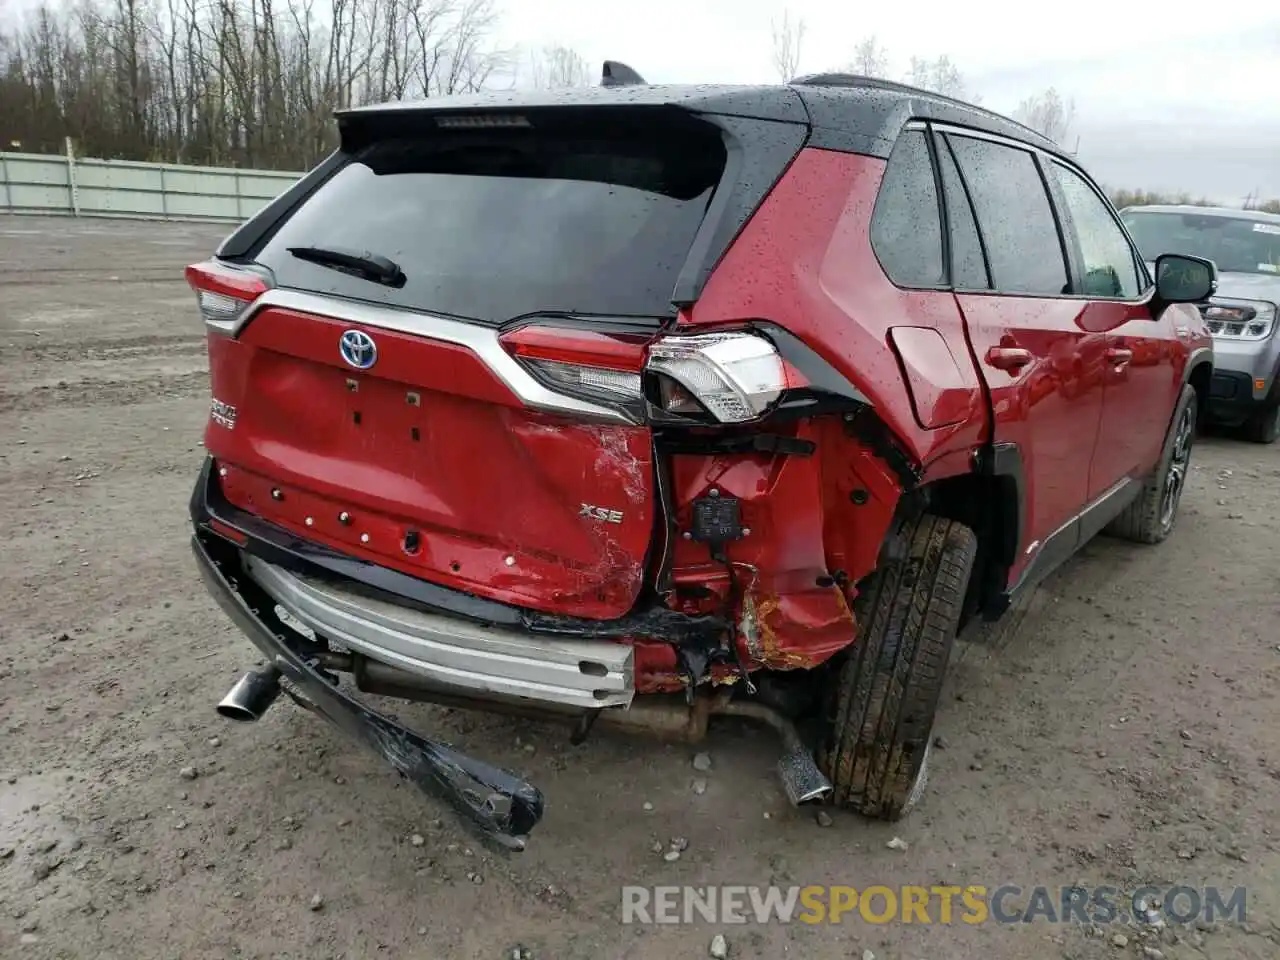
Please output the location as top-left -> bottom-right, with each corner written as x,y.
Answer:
818,513 -> 977,820
1244,401 -> 1280,444
1106,383 -> 1196,544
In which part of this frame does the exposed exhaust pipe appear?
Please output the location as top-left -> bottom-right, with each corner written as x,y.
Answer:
217,667 -> 282,721
713,700 -> 833,805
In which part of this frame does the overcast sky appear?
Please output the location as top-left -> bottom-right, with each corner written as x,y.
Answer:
498,0 -> 1280,202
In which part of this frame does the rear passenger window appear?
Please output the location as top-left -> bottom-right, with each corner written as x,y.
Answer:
936,138 -> 989,289
946,135 -> 1069,296
870,130 -> 944,287
1050,162 -> 1142,298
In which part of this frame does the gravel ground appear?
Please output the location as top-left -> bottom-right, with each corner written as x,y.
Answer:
2,215 -> 1279,960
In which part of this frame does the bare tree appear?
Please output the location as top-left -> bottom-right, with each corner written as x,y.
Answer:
846,36 -> 889,78
907,54 -> 975,100
770,10 -> 804,81
813,39 -> 979,101
1013,87 -> 1076,144
0,0 -> 508,169
526,43 -> 590,89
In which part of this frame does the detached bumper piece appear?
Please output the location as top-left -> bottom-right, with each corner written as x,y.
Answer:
191,531 -> 545,851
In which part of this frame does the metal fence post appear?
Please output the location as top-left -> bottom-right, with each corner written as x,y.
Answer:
65,136 -> 81,217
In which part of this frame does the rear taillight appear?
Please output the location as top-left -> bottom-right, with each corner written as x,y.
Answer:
500,323 -> 651,415
526,360 -> 643,403
647,332 -> 793,423
501,323 -> 803,425
185,260 -> 271,335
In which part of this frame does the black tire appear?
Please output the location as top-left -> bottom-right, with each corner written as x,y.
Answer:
1244,401 -> 1280,444
818,513 -> 977,820
1105,383 -> 1196,544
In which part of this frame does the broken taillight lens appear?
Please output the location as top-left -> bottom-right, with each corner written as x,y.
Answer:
185,260 -> 271,335
647,331 -> 795,423
502,324 -> 806,425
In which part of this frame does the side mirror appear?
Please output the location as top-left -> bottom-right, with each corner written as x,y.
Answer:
1155,253 -> 1217,304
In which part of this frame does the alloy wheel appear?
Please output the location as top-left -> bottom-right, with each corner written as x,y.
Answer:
1160,404 -> 1194,530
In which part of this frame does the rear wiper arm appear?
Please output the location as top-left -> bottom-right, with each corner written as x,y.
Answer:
287,245 -> 406,287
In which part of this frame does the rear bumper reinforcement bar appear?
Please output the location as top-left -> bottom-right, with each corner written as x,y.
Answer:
245,554 -> 635,710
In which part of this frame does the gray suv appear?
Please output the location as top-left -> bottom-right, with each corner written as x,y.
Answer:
1121,205 -> 1280,443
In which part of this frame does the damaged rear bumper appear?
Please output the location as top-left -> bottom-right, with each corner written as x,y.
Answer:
191,530 -> 545,850
245,554 -> 635,709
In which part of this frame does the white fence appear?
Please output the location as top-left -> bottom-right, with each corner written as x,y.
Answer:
0,142 -> 301,223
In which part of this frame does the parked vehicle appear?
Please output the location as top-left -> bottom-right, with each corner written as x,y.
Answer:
1120,205 -> 1280,443
187,69 -> 1215,850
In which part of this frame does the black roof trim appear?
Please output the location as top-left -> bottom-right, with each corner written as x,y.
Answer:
790,72 -> 1057,150
794,77 -> 1062,161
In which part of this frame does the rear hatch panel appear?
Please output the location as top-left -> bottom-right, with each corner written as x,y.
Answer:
210,302 -> 655,619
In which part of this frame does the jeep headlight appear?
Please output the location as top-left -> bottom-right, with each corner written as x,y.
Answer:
1203,302 -> 1276,341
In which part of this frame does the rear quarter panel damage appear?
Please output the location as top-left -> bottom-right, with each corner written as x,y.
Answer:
644,418 -> 908,690
683,147 -> 986,471
651,146 -> 988,686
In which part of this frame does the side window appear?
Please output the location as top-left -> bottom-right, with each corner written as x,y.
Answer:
936,137 -> 990,289
946,134 -> 1069,296
1051,162 -> 1142,298
870,130 -> 944,287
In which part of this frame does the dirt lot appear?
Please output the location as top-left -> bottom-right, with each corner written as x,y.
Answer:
2,215 -> 1279,960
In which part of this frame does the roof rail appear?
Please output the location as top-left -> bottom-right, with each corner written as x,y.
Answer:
601,61 -> 647,87
790,72 -> 874,88
789,71 -> 1055,148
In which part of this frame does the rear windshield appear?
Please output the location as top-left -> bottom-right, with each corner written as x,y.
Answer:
1121,211 -> 1280,276
256,126 -> 727,324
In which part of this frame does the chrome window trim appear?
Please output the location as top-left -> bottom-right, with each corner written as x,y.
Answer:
919,120 -> 1042,155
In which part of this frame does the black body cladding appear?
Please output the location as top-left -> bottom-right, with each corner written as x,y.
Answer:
789,75 -> 1059,156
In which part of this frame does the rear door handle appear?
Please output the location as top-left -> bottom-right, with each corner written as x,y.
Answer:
1106,347 -> 1133,368
986,346 -> 1033,372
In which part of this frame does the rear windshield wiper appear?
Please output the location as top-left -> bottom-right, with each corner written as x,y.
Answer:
287,245 -> 406,287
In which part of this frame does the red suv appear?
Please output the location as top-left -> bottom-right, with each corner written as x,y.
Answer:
188,73 -> 1215,850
